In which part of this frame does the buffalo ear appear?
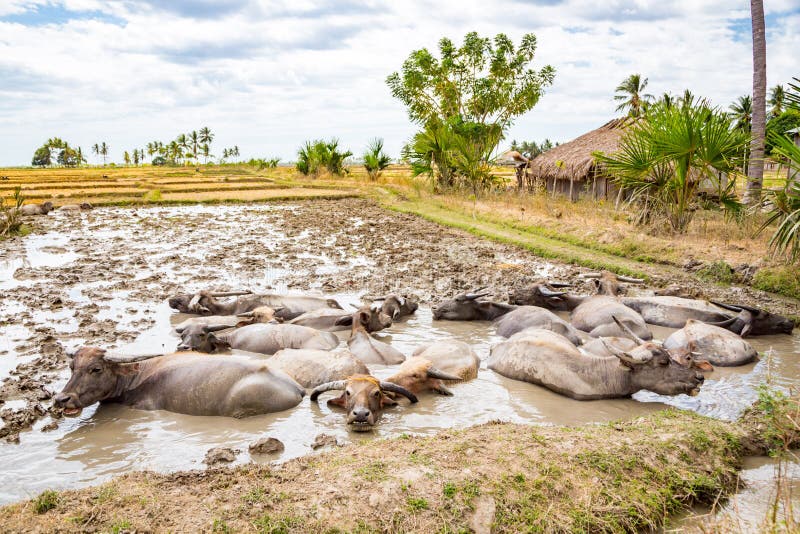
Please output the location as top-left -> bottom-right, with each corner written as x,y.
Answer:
359,311 -> 371,327
114,362 -> 140,375
175,325 -> 186,334
380,394 -> 398,407
327,393 -> 347,408
334,315 -> 353,327
695,360 -> 714,372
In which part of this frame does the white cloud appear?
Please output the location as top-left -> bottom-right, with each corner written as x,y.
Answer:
0,0 -> 797,165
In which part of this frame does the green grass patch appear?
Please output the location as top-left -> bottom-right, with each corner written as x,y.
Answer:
696,260 -> 736,285
32,490 -> 59,514
142,189 -> 163,202
752,265 -> 800,300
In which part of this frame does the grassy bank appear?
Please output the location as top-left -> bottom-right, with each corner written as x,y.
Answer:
2,394 -> 798,533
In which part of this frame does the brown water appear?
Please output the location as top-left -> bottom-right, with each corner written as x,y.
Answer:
1,205 -> 799,524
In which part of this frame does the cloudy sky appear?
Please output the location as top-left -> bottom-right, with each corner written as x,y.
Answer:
0,0 -> 798,166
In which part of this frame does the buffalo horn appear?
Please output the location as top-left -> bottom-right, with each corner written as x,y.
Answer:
103,352 -> 164,363
188,293 -> 202,310
539,286 -> 568,297
600,339 -> 649,364
616,275 -> 645,283
209,290 -> 252,297
706,317 -> 737,328
236,311 -> 255,317
578,272 -> 601,279
549,282 -> 572,288
611,316 -> 645,344
426,367 -> 462,381
203,324 -> 231,333
465,288 -> 491,300
710,300 -> 743,313
310,380 -> 347,402
378,382 -> 419,403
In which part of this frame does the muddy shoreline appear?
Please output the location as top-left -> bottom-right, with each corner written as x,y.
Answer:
1,198 -> 798,444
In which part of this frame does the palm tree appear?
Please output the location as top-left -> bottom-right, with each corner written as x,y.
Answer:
233,146 -> 240,158
363,138 -> 392,180
745,0 -> 766,205
614,74 -> 654,117
199,127 -> 214,148
92,143 -> 99,165
201,143 -> 211,164
176,134 -> 189,165
123,151 -> 131,166
769,85 -> 785,118
189,131 -> 199,163
729,95 -> 753,131
76,147 -> 85,166
100,142 -> 109,166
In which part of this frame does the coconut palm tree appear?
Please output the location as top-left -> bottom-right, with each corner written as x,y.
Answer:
614,74 -> 654,117
769,85 -> 785,118
92,143 -> 99,165
123,151 -> 131,166
189,131 -> 199,163
100,142 -> 109,166
176,134 -> 189,165
744,0 -> 766,205
729,95 -> 753,131
201,143 -> 211,164
199,127 -> 213,148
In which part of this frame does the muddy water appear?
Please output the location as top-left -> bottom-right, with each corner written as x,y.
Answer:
0,204 -> 799,520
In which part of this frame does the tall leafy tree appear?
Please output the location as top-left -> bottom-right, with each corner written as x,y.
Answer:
614,74 -> 654,117
387,32 -> 554,143
744,0 -> 767,205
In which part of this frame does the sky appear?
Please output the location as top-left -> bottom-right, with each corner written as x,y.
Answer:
0,0 -> 798,166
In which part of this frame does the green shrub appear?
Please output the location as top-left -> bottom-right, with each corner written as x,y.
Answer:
752,266 -> 800,299
696,260 -> 736,285
32,490 -> 59,514
296,139 -> 352,176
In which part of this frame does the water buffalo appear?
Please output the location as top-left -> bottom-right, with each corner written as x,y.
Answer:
168,291 -> 342,320
571,295 -> 653,340
347,309 -> 405,364
508,272 -> 642,309
370,294 -> 419,320
19,201 -> 54,216
663,319 -> 758,367
385,339 -> 480,395
177,322 -> 339,354
54,347 -> 304,417
432,289 -> 515,321
619,296 -> 794,336
290,306 -> 392,332
494,305 -> 583,345
268,348 -> 369,388
310,375 -> 418,431
487,328 -> 704,400
59,202 -> 93,211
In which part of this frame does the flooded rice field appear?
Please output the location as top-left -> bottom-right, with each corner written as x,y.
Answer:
1,199 -> 799,517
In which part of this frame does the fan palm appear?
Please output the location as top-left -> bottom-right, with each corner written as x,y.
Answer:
597,102 -> 748,232
614,74 -> 654,117
363,138 -> 392,180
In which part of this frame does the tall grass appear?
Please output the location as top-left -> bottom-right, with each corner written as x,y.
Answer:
1,187 -> 24,236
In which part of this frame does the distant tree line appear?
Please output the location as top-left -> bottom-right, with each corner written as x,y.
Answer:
31,138 -> 87,167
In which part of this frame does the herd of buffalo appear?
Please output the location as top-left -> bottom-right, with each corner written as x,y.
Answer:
54,271 -> 796,432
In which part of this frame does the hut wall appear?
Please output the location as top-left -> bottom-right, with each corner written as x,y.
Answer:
525,171 -> 620,202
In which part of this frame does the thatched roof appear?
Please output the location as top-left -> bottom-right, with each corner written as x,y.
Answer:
527,118 -> 633,181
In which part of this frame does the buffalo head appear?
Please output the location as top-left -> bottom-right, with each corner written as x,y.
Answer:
601,339 -> 705,397
175,323 -> 231,352
54,346 -> 158,416
336,306 -> 393,333
579,271 -> 644,296
372,294 -> 419,320
385,357 -> 462,396
508,284 -> 572,310
310,375 -> 417,431
432,289 -> 514,321
710,301 -> 795,336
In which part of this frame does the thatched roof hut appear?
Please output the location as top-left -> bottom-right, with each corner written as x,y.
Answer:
525,118 -> 633,200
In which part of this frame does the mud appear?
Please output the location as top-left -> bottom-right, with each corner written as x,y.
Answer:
0,198 -> 798,506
